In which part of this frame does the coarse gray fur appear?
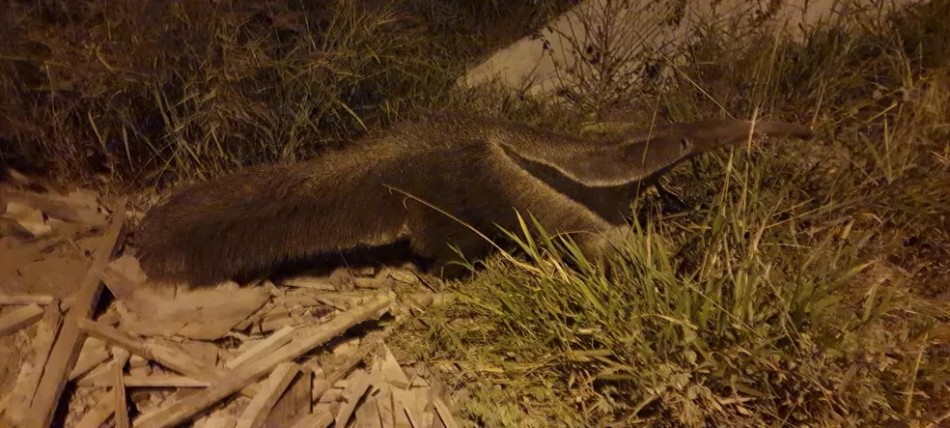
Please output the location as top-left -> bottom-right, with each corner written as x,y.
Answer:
135,113 -> 814,285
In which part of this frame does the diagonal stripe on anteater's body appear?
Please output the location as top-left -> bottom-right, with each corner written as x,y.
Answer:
136,114 -> 814,285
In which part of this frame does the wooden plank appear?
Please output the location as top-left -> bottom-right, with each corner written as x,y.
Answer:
112,348 -> 131,428
1,299 -> 62,425
0,304 -> 44,336
25,201 -> 126,428
376,385 -> 395,428
355,392 -> 384,428
133,292 -> 394,428
201,416 -> 237,428
77,318 -> 261,397
335,370 -> 373,428
1,189 -> 106,226
265,366 -> 312,427
289,411 -> 333,428
74,392 -> 115,428
235,362 -> 300,428
226,325 -> 296,370
431,397 -> 460,428
79,375 -> 209,388
0,294 -> 55,306
67,339 -> 110,380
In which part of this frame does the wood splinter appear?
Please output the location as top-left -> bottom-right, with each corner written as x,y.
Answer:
235,362 -> 300,428
133,292 -> 394,428
25,199 -> 126,428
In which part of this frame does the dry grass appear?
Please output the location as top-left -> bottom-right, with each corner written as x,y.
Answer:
0,0 -> 571,187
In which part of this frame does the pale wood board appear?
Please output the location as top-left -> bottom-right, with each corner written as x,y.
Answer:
335,369 -> 373,428
133,292 -> 394,428
67,339 -> 110,380
264,365 -> 313,427
0,303 -> 44,336
0,294 -> 55,305
201,416 -> 237,428
289,411 -> 333,428
77,318 -> 262,398
80,375 -> 209,388
74,392 -> 115,428
25,201 -> 126,428
226,325 -> 296,370
235,362 -> 299,428
1,299 -> 63,425
431,397 -> 460,428
112,348 -> 131,428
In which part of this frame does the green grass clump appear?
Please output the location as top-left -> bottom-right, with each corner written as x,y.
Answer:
399,1 -> 950,426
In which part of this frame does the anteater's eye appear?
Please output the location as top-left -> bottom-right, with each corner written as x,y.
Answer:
680,137 -> 690,150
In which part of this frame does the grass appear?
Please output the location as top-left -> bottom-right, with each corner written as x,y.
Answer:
0,0 -> 572,187
2,0 -> 949,426
394,1 -> 950,426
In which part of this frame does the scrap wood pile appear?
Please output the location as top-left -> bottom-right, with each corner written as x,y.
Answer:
0,170 -> 462,428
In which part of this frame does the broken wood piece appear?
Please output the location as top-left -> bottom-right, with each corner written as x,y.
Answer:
355,392 -> 384,428
113,348 -> 131,428
313,294 -> 437,403
1,189 -> 106,226
265,365 -> 312,427
235,362 -> 300,428
133,292 -> 394,428
377,267 -> 421,286
0,215 -> 34,238
1,300 -> 63,425
391,388 -> 423,428
129,354 -> 147,368
74,392 -> 115,428
2,201 -> 51,236
372,345 -> 411,389
289,411 -> 333,428
201,416 -> 237,428
77,319 -> 219,378
26,200 -> 125,428
335,369 -> 374,428
68,338 -> 110,380
0,294 -> 55,306
259,313 -> 300,333
105,257 -> 269,340
353,276 -> 394,289
376,385 -> 396,428
80,374 -> 210,388
431,397 -> 459,428
77,318 -> 265,398
0,303 -> 44,336
281,276 -> 336,291
168,339 -> 219,368
314,342 -> 381,402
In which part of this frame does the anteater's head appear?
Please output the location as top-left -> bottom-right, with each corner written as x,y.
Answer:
673,118 -> 815,158
615,118 -> 816,179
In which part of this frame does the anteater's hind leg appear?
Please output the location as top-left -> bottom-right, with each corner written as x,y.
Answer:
404,209 -> 494,280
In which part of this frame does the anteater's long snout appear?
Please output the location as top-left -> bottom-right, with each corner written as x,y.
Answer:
687,119 -> 815,153
750,120 -> 816,140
